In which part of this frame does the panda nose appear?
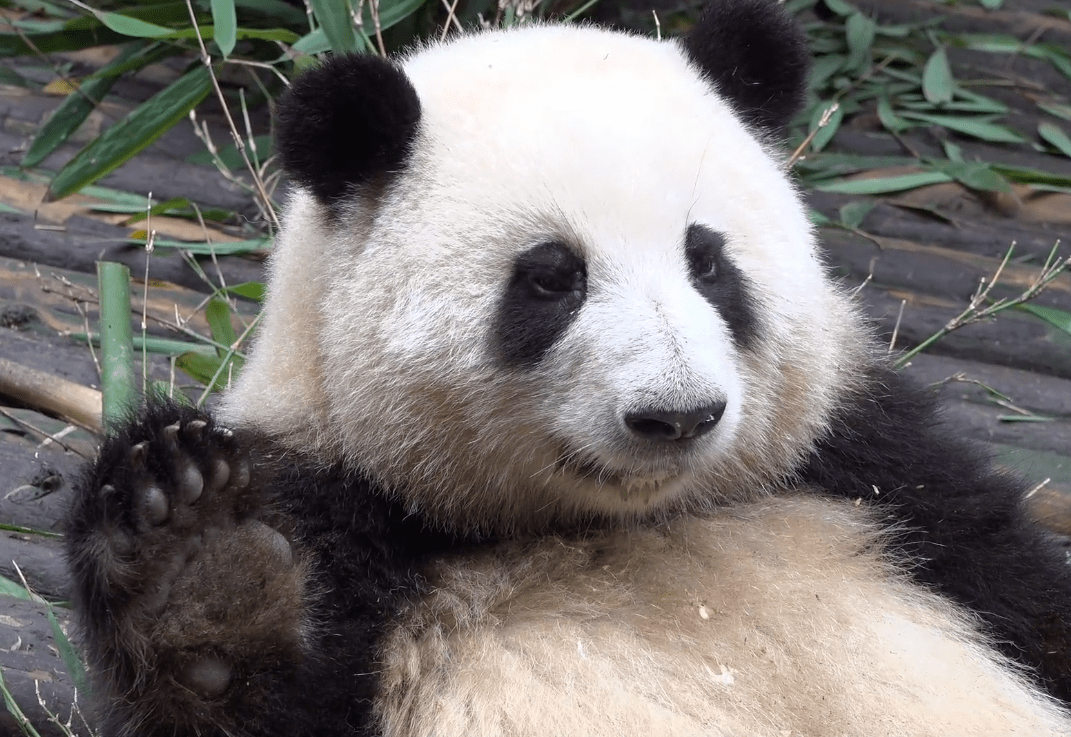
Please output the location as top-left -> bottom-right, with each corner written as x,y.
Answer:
625,401 -> 726,442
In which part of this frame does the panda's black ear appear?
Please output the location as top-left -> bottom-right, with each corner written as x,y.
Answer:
683,0 -> 810,136
275,54 -> 421,203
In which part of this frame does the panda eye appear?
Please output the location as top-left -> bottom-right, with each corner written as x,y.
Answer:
514,242 -> 586,301
529,270 -> 582,297
692,255 -> 718,284
686,227 -> 725,285
496,240 -> 588,368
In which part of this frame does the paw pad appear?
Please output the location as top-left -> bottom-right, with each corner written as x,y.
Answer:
182,656 -> 233,697
141,485 -> 170,526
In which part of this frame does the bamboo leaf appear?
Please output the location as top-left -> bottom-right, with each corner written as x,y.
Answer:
176,351 -> 243,391
46,65 -> 213,200
967,34 -> 1019,52
816,171 -> 953,194
809,103 -> 844,153
0,667 -> 43,737
1039,102 -> 1071,122
899,112 -> 1026,143
368,0 -> 428,31
808,209 -> 833,226
308,0 -> 358,53
838,200 -> 875,229
289,0 -> 433,55
922,48 -> 954,104
122,197 -> 189,224
845,13 -> 876,69
176,352 -> 224,387
47,607 -> 90,694
187,134 -> 272,169
211,0 -> 237,56
1034,45 -> 1071,83
822,0 -> 858,16
1039,122 -> 1071,159
0,575 -> 32,601
292,28 -> 331,55
205,297 -> 238,356
809,53 -> 847,90
139,238 -> 270,255
953,88 -> 1008,114
992,164 -> 1071,188
22,42 -> 150,168
97,12 -> 174,37
154,26 -> 300,44
224,282 -> 266,301
877,94 -> 907,133
1018,304 -> 1071,336
940,161 -> 1011,193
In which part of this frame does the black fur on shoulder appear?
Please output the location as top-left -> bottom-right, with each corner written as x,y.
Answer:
276,53 -> 422,204
800,366 -> 1071,704
66,400 -> 458,737
683,0 -> 810,136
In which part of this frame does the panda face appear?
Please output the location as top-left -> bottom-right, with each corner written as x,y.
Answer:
226,25 -> 870,532
492,221 -> 749,510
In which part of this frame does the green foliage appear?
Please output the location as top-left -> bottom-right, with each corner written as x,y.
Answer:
1039,122 -> 1071,159
18,0 -> 597,202
793,1 -> 1071,196
47,65 -> 214,200
211,0 -> 237,56
21,41 -> 169,168
921,47 -> 953,104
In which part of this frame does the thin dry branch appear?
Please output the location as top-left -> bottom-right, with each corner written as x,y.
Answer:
182,0 -> 281,231
895,241 -> 1070,368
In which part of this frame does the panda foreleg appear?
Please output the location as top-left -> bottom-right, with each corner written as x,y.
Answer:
65,402 -> 326,737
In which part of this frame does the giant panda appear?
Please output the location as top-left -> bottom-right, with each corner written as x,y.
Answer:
65,1 -> 1071,735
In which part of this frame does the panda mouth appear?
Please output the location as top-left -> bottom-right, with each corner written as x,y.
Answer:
561,455 -> 680,501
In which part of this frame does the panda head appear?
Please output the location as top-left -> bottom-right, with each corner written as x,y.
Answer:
224,0 -> 872,533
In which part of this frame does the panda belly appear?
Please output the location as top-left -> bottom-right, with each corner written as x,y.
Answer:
377,496 -> 1070,737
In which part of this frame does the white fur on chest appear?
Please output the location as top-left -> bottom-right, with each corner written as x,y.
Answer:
376,496 -> 1070,736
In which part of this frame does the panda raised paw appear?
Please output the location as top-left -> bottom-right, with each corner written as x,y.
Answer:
67,404 -> 310,717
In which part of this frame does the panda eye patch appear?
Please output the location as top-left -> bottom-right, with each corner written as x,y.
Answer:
495,241 -> 587,367
685,223 -> 759,350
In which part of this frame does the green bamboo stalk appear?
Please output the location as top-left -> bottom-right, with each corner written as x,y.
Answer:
96,262 -> 137,432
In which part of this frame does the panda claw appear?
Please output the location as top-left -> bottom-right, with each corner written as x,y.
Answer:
186,419 -> 207,440
130,441 -> 149,467
163,422 -> 181,446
